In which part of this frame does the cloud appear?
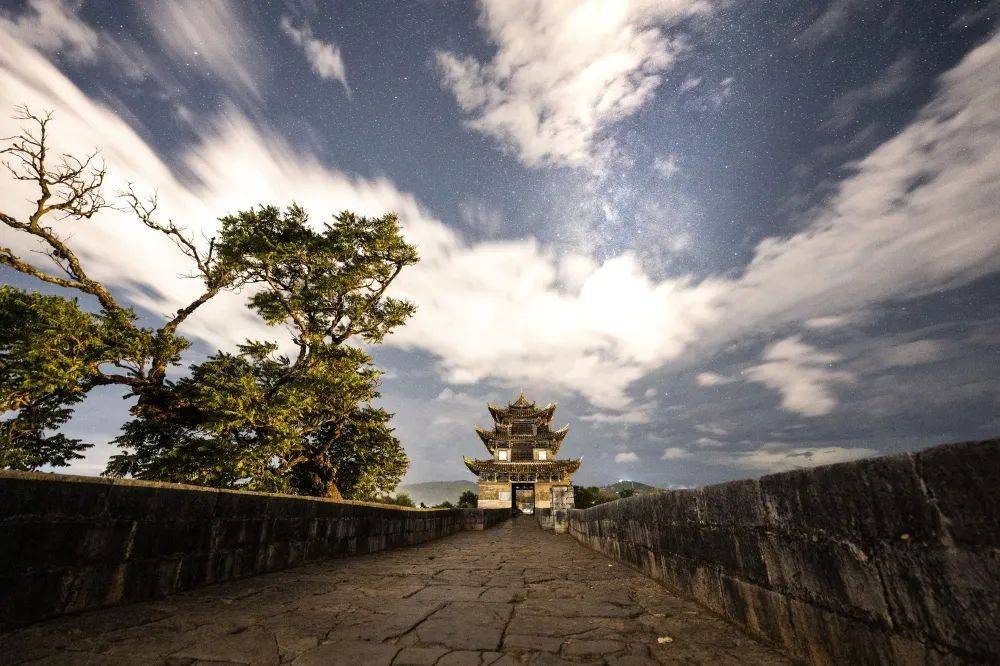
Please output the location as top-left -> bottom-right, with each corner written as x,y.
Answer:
3,24 -> 1000,428
582,403 -> 655,424
881,339 -> 947,367
744,336 -> 854,417
722,445 -> 879,473
679,75 -> 702,91
661,447 -> 690,460
435,0 -> 708,168
435,387 -> 482,407
695,423 -> 728,436
144,0 -> 263,99
804,315 -> 853,329
614,451 -> 639,463
824,53 -> 914,130
0,0 -> 98,61
280,16 -> 350,97
652,154 -> 680,179
794,0 -> 862,47
696,371 -> 734,387
721,32 -> 1000,337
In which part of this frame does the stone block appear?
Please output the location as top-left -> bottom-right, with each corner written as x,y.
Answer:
875,545 -> 1000,660
754,532 -> 891,625
759,451 -> 940,544
697,478 -> 767,527
916,438 -> 1000,546
0,473 -> 112,519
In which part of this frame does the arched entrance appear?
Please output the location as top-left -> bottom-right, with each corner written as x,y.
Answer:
512,482 -> 535,514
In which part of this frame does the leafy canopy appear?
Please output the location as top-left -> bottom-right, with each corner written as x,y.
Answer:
1,109 -> 418,499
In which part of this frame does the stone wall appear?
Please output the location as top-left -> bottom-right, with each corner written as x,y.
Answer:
536,507 -> 554,530
476,480 -> 509,509
0,471 -> 509,630
568,439 -> 1000,664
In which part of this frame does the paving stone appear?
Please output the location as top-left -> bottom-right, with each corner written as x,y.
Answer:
393,645 -> 450,665
293,640 -> 399,665
502,633 -> 565,652
415,601 -> 510,650
0,517 -> 791,665
167,625 -> 279,665
437,650 -> 487,665
561,638 -> 625,658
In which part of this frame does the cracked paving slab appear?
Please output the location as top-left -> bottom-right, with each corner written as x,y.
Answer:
0,517 -> 791,664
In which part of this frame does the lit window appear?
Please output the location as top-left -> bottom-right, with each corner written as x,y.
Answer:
498,449 -> 509,461
537,450 -> 547,460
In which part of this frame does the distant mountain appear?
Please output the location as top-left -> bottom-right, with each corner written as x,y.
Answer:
395,480 -> 477,506
396,479 -> 660,506
602,480 -> 661,495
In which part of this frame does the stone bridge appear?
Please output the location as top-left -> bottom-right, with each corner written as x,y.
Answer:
1,438 -> 997,664
1,517 -> 787,665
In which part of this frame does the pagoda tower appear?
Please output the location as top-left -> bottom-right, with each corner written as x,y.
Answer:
464,393 -> 579,511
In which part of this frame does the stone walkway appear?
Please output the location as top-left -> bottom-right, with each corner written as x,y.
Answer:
1,517 -> 790,665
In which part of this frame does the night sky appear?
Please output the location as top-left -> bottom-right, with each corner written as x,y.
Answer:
1,0 -> 998,487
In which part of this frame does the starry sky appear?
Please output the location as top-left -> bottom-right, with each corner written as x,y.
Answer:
1,0 -> 999,488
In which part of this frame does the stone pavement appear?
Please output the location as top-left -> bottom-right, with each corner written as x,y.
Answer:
0,517 -> 791,665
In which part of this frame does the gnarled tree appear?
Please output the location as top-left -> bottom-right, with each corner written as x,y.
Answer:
1,108 -> 418,498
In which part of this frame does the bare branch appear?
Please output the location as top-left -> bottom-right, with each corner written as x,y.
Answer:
0,109 -> 120,312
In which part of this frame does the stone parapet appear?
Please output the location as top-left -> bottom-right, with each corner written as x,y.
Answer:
568,438 -> 1000,664
0,471 -> 509,630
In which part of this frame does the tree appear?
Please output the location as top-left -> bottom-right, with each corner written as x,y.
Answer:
1,108 -> 418,498
108,206 -> 418,497
573,485 -> 616,508
617,487 -> 636,499
378,492 -> 415,507
0,287 -> 140,469
1,108 -> 242,470
457,489 -> 478,508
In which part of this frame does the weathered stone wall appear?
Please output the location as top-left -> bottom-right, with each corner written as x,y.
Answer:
568,439 -> 1000,664
536,507 -> 554,530
476,480 -> 509,509
0,471 -> 509,630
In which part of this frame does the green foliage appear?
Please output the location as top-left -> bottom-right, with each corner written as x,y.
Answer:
106,205 -> 418,497
573,485 -> 616,509
217,206 -> 418,344
617,487 -> 636,499
434,500 -> 455,509
0,287 -> 150,469
379,492 -> 416,507
457,489 -> 478,508
2,110 -> 419,495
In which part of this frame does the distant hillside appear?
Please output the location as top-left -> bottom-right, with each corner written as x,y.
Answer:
395,480 -> 476,506
602,480 -> 661,495
396,479 -> 660,506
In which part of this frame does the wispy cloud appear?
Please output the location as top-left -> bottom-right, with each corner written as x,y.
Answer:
3,22 -> 1000,430
823,53 -> 914,130
435,0 -> 707,169
280,16 -> 350,97
696,372 -> 734,387
744,336 -> 854,417
880,339 -> 947,368
721,444 -> 878,473
0,0 -> 97,61
144,0 -> 264,99
615,451 -> 639,463
661,447 -> 690,460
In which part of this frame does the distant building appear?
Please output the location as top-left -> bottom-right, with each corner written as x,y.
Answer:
464,393 -> 578,512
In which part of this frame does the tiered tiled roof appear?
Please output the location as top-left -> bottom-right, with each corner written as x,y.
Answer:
475,424 -> 569,455
463,457 -> 581,476
467,393 -> 578,479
